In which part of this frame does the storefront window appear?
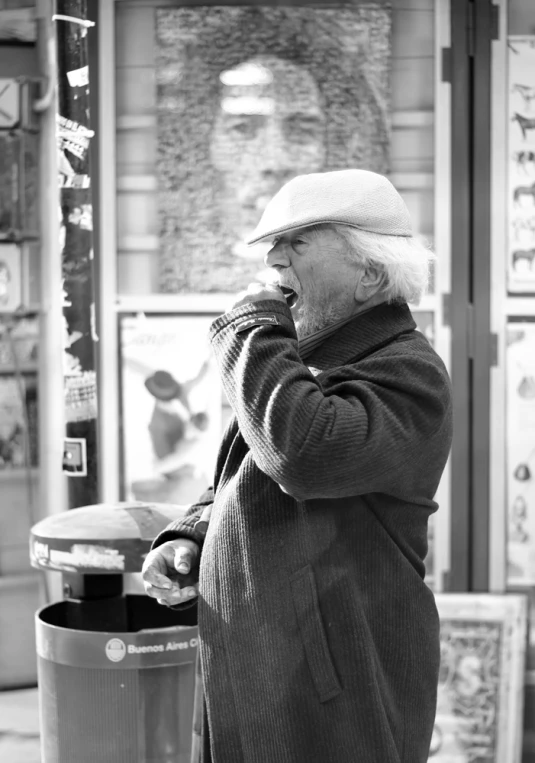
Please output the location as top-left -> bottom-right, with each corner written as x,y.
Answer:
114,0 -> 449,588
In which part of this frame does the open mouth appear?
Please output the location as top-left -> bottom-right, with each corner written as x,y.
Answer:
280,286 -> 298,308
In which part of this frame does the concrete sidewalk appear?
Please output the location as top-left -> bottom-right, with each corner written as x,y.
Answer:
0,687 -> 41,762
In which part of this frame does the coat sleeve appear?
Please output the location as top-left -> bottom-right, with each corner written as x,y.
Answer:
150,416 -> 240,549
150,486 -> 214,551
210,301 -> 452,501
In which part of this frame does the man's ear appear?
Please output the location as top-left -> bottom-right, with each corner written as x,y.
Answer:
354,266 -> 384,302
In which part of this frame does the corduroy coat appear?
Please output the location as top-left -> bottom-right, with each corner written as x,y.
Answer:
153,299 -> 453,763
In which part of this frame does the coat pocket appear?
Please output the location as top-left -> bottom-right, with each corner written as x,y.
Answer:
290,564 -> 342,703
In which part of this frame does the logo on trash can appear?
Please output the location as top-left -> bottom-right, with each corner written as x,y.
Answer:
105,638 -> 126,662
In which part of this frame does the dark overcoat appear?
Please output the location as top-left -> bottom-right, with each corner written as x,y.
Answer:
153,299 -> 453,763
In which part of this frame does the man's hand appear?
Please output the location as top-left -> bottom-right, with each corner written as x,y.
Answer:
228,282 -> 286,312
142,539 -> 200,607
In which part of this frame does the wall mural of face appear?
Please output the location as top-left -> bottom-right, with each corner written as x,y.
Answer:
210,57 -> 326,257
156,6 -> 392,295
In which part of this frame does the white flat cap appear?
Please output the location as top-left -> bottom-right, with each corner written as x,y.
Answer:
246,169 -> 412,245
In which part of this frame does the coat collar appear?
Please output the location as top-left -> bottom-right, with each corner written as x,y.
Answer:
305,301 -> 416,371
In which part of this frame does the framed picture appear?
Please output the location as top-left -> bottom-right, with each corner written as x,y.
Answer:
508,37 -> 535,294
119,313 -> 223,506
506,321 -> 535,586
0,314 -> 38,370
430,594 -> 527,763
0,131 -> 39,242
155,4 -> 392,294
0,79 -> 19,130
0,373 -> 38,468
0,9 -> 37,43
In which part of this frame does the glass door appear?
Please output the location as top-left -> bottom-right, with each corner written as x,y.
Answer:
98,0 -> 454,594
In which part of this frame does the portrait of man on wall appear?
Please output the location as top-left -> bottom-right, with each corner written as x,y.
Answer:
155,4 -> 392,294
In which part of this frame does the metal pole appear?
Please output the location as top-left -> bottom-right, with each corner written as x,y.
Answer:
36,0 -> 67,522
55,0 -> 99,507
35,0 -> 66,603
449,0 -> 472,591
470,0 -> 495,592
93,0 -> 120,503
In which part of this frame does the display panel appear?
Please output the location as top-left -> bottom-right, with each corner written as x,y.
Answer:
119,314 -> 222,506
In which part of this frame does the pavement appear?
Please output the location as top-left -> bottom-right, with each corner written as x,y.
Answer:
0,687 -> 41,762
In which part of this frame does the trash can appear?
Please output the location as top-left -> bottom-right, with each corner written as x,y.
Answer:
30,502 -> 198,763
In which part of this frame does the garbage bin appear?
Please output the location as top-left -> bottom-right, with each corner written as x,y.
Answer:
30,501 -> 198,763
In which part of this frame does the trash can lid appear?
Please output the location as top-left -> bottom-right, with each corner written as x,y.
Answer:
30,501 -> 188,574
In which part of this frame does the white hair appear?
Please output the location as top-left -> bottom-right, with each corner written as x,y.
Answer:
332,225 -> 435,306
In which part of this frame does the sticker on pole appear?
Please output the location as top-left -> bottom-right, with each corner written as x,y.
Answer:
105,638 -> 126,663
63,437 -> 87,476
66,66 -> 89,88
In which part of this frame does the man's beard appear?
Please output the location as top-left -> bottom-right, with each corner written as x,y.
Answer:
294,298 -> 350,340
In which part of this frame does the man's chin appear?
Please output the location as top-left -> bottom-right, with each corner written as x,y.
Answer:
295,315 -> 322,341
293,310 -> 306,340
295,305 -> 346,341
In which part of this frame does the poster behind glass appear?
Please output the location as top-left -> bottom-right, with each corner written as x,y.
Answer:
155,5 -> 392,294
429,595 -> 526,763
120,315 -> 221,506
506,322 -> 535,586
508,37 -> 535,294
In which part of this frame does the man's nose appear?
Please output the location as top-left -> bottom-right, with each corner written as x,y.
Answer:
260,122 -> 295,181
264,241 -> 291,268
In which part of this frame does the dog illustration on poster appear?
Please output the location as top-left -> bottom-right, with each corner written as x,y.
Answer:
513,181 -> 535,207
512,112 -> 535,141
511,83 -> 535,110
512,150 -> 535,174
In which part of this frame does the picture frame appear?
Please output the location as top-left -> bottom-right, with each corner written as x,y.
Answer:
0,244 -> 22,314
0,371 -> 38,469
0,131 -> 39,242
430,593 -> 528,763
505,321 -> 535,586
508,37 -> 535,295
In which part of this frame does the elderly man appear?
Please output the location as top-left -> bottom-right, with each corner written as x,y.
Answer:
142,169 -> 453,763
